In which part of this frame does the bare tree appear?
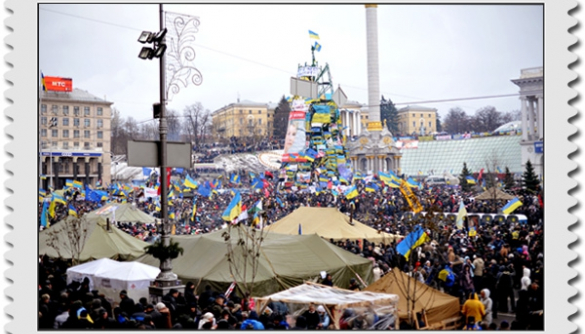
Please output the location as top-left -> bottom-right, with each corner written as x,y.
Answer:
111,108 -> 126,155
222,202 -> 269,296
166,109 -> 183,141
442,107 -> 470,134
183,103 -> 212,148
45,215 -> 91,266
472,106 -> 503,132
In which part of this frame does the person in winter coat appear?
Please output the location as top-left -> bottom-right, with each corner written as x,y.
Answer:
316,305 -> 331,329
480,289 -> 493,325
240,310 -> 265,330
461,292 -> 485,324
520,267 -> 531,291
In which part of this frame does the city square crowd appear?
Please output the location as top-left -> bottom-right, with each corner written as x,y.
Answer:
39,168 -> 544,330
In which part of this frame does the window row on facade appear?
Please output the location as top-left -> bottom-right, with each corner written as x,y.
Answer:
40,117 -> 104,128
40,128 -> 104,139
40,104 -> 104,116
40,141 -> 103,149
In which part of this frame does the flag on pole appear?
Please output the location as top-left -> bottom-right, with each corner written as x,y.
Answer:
222,191 -> 242,222
344,185 -> 359,200
309,30 -> 320,39
225,281 -> 237,299
501,197 -> 523,214
40,200 -> 49,228
298,223 -> 302,235
314,41 -> 322,52
184,175 -> 198,189
191,199 -> 197,221
68,204 -> 78,218
456,201 -> 467,228
396,226 -> 430,260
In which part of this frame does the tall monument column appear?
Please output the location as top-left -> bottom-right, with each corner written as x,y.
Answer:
365,4 -> 382,131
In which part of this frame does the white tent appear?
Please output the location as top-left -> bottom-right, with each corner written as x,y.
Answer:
66,258 -> 160,303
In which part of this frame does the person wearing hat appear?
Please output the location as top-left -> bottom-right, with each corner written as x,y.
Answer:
348,278 -> 361,291
198,312 -> 216,330
155,302 -> 173,329
316,305 -> 330,330
118,290 -> 135,319
94,308 -> 117,329
211,294 -> 226,319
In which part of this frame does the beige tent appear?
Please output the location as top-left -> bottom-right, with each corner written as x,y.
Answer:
474,187 -> 514,201
39,215 -> 149,262
365,269 -> 460,327
85,203 -> 156,224
136,225 -> 373,297
267,207 -> 400,244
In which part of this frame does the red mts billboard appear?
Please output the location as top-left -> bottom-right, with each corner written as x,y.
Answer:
42,76 -> 73,92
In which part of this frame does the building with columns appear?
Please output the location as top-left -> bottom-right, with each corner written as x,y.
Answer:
339,100 -> 363,138
511,67 -> 543,177
39,88 -> 113,190
396,105 -> 438,137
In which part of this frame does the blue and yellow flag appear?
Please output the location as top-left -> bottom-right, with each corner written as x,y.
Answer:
396,226 -> 430,260
73,180 -> 83,189
466,176 -> 476,185
222,191 -> 242,222
40,200 -> 49,227
314,41 -> 322,52
68,204 -> 78,218
39,189 -> 46,202
65,179 -> 74,189
344,185 -> 359,200
184,175 -> 198,189
191,199 -> 197,221
230,174 -> 241,184
501,197 -> 522,215
309,30 -> 320,39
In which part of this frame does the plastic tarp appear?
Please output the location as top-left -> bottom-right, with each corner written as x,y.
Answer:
365,268 -> 461,326
38,215 -> 149,262
66,258 -> 160,303
474,187 -> 515,201
136,225 -> 373,297
85,203 -> 156,224
255,281 -> 398,309
267,207 -> 401,244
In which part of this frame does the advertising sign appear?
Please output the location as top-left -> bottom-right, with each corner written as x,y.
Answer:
282,100 -> 308,163
297,66 -> 319,78
435,135 -> 452,141
396,139 -> 419,150
534,141 -> 543,154
42,76 -> 73,92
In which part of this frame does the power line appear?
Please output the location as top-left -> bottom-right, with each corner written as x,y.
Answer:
40,7 -> 518,112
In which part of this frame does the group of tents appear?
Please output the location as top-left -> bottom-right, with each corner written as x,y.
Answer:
39,204 -> 461,328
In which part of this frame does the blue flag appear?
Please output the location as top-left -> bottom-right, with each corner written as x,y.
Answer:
40,200 -> 49,227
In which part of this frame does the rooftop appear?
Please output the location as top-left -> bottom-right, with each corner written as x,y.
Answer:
41,88 -> 113,105
398,105 -> 437,112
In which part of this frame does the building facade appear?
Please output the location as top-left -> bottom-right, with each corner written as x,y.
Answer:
511,66 -> 543,177
39,88 -> 113,190
396,105 -> 438,136
339,100 -> 363,138
211,100 -> 275,142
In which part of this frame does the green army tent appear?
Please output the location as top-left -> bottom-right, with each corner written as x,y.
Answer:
365,268 -> 461,327
267,207 -> 401,244
39,215 -> 149,263
85,203 -> 156,224
136,225 -> 373,297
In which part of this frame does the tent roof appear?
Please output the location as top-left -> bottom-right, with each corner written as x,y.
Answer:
267,207 -> 400,243
85,203 -> 156,224
67,258 -> 160,282
39,215 -> 149,262
474,187 -> 515,201
365,268 -> 460,325
136,225 -> 374,296
255,281 -> 399,309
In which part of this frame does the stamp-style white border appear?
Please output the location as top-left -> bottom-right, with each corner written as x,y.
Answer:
3,0 -> 577,333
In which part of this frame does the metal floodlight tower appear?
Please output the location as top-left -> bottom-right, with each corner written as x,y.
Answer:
136,5 -> 176,287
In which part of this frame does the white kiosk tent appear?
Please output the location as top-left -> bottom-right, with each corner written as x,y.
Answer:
66,258 -> 160,303
253,282 -> 400,329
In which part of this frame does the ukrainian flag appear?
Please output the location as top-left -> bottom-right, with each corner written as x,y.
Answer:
39,189 -> 46,202
222,191 -> 242,222
365,183 -> 379,193
314,41 -> 322,52
466,176 -> 476,185
73,180 -> 83,189
65,179 -> 74,189
191,200 -> 197,221
501,197 -> 522,214
40,200 -> 49,228
68,204 -> 78,218
184,175 -> 198,189
344,185 -> 359,200
396,226 -> 430,260
309,30 -> 320,39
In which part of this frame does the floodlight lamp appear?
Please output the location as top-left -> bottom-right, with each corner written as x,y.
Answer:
138,31 -> 153,44
138,47 -> 154,60
153,44 -> 167,58
153,28 -> 167,43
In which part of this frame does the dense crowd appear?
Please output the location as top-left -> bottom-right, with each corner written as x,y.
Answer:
39,170 -> 543,330
192,137 -> 284,163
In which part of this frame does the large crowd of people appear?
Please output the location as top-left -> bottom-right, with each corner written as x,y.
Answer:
39,167 -> 544,330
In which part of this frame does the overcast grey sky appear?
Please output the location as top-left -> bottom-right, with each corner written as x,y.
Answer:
39,4 -> 543,121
